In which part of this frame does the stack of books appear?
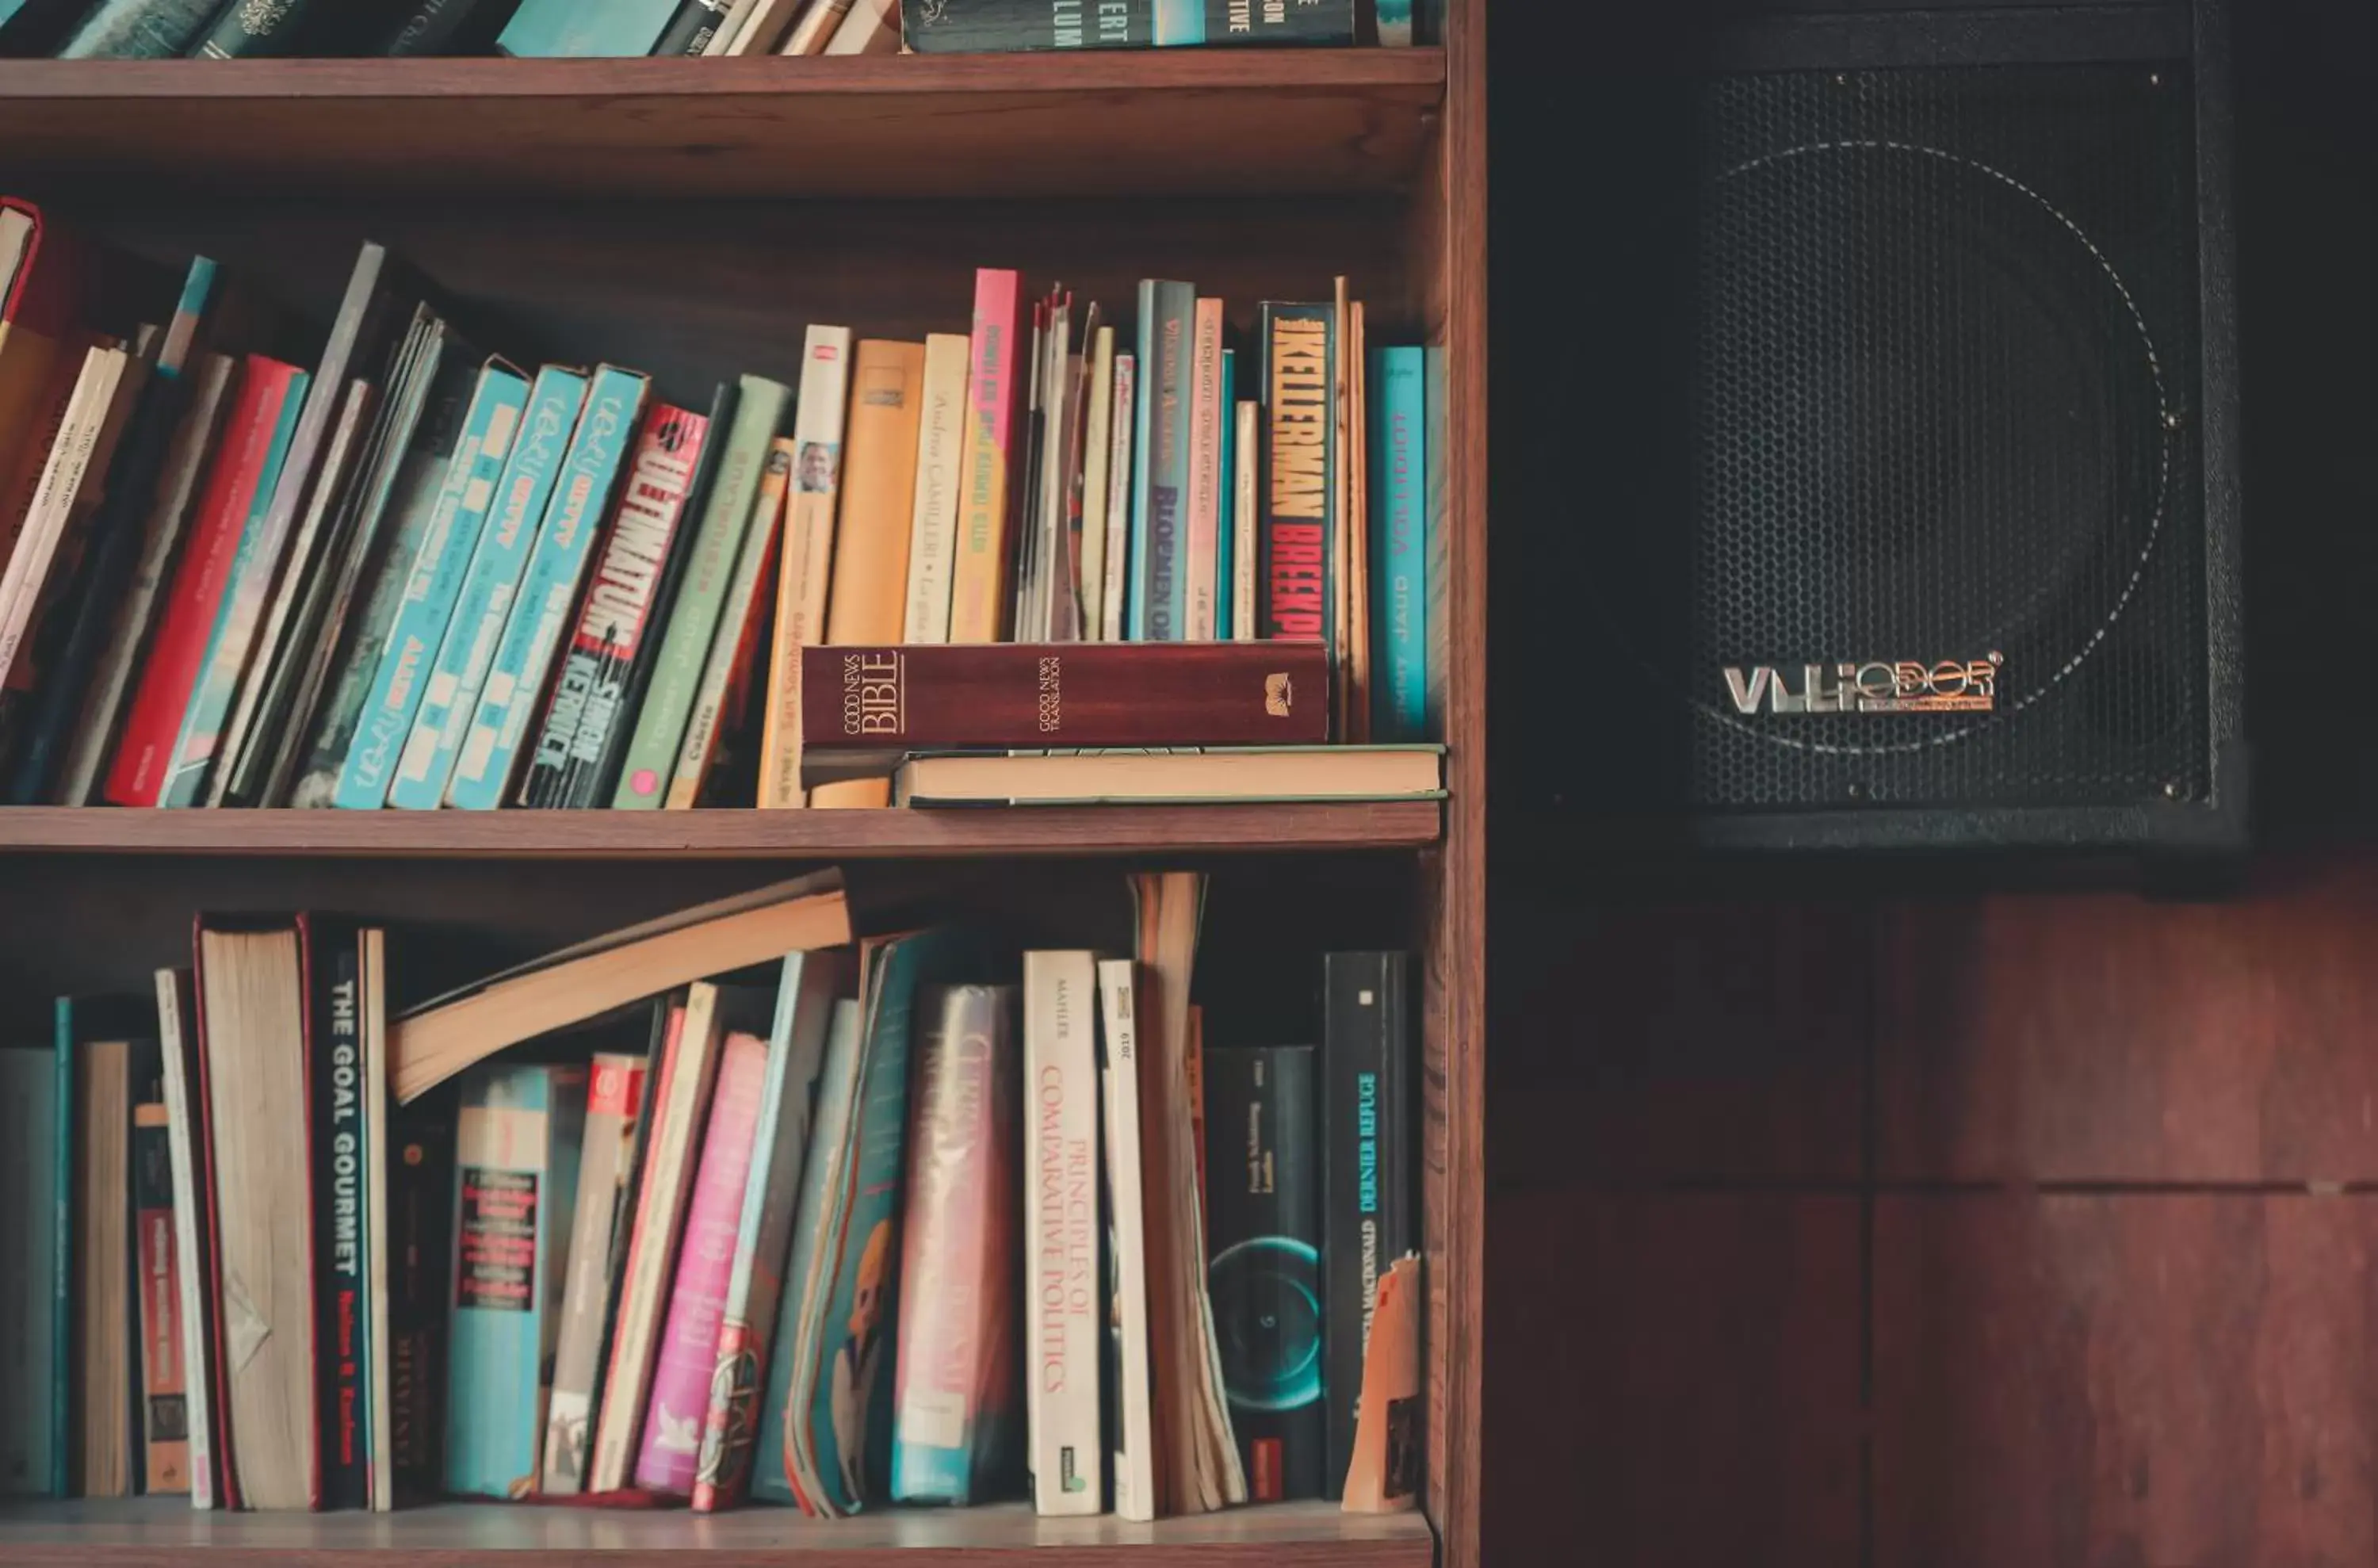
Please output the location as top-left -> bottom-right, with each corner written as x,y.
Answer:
0,870 -> 1420,1516
0,205 -> 1440,812
4,0 -> 1401,60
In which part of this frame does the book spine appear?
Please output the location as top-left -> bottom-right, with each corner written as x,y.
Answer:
633,1032 -> 769,1495
540,1053 -> 646,1495
901,334 -> 972,644
1320,952 -> 1409,1500
1076,330 -> 1115,644
338,365 -> 529,809
498,0 -> 679,54
1258,302 -> 1336,644
0,1043 -> 59,1496
892,986 -> 1020,1506
614,376 -> 786,809
445,365 -> 647,811
1368,348 -> 1426,742
1204,1046 -> 1322,1501
1421,346 -> 1447,741
1093,961 -> 1157,1522
391,366 -> 587,810
652,0 -> 730,52
1023,955 -> 1102,1515
947,271 -> 1027,645
755,327 -> 853,808
132,1088 -> 189,1495
47,1002 -> 72,1500
313,928 -> 368,1510
1127,281 -> 1194,641
665,444 -> 787,810
1232,400 -> 1258,641
154,367 -> 312,808
820,339 -> 927,648
1099,354 -> 1135,644
801,640 -> 1329,754
0,350 -> 121,701
517,401 -> 709,808
386,1104 -> 451,1505
55,0 -> 221,56
1184,300 -> 1225,640
1215,347 -> 1235,640
383,0 -> 485,52
900,0 -> 1349,48
193,0 -> 319,56
154,970 -> 214,1508
1375,0 -> 1412,45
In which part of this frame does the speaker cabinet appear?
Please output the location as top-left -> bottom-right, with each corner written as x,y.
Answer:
1513,0 -> 2243,852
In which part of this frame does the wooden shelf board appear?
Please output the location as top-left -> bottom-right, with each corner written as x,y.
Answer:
0,1498 -> 1434,1565
0,53 -> 1443,199
0,803 -> 1441,859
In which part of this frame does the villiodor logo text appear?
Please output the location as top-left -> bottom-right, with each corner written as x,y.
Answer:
1723,654 -> 2002,715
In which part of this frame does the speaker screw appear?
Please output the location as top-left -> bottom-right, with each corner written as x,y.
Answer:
1848,782 -> 1868,801
2163,781 -> 2183,800
2150,71 -> 2163,86
2165,411 -> 2185,430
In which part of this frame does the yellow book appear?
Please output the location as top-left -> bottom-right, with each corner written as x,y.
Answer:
812,338 -> 925,810
757,327 -> 852,809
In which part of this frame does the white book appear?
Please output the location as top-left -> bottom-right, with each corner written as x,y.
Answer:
1096,960 -> 1158,1523
701,0 -> 763,52
0,346 -> 125,691
759,324 -> 854,809
900,334 -> 971,644
823,0 -> 897,52
1023,952 -> 1104,1516
1099,354 -> 1136,644
780,0 -> 851,52
1232,401 -> 1259,641
154,969 -> 215,1510
359,931 -> 395,1510
1077,329 -> 1117,643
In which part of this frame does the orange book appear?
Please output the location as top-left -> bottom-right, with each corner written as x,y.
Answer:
812,339 -> 925,810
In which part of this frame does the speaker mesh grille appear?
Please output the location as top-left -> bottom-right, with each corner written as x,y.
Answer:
1562,64 -> 2205,814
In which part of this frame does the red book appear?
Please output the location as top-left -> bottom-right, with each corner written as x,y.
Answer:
103,356 -> 294,807
949,268 -> 1027,644
799,641 -> 1329,782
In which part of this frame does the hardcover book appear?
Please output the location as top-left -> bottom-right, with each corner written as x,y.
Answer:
153,970 -> 215,1507
1022,953 -> 1102,1516
902,0 -> 1352,51
385,1097 -> 453,1505
1127,280 -> 1195,641
443,1062 -> 587,1500
75,1031 -> 135,1500
55,0 -> 223,57
540,1049 -> 648,1495
799,641 -> 1329,783
890,984 -> 1021,1505
756,325 -> 852,808
389,364 -> 588,809
1204,1045 -> 1323,1501
1257,302 -> 1336,645
1369,346 -> 1427,741
445,363 -> 648,811
336,358 -> 530,809
517,396 -> 711,808
1320,952 -> 1413,1499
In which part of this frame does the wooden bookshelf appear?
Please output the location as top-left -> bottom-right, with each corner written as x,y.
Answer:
0,1498 -> 1435,1565
0,7 -> 1486,1566
0,802 -> 1443,858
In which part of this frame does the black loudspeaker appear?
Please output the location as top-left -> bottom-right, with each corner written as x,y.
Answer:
1512,0 -> 2243,852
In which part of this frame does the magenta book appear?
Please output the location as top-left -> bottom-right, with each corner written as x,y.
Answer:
633,1031 -> 769,1495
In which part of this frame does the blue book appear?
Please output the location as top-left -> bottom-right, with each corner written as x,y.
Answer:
158,371 -> 310,809
1370,347 -> 1428,741
445,365 -> 648,812
337,359 -> 530,810
497,0 -> 677,55
444,1063 -> 587,1500
0,1046 -> 58,1496
1126,281 -> 1196,642
387,366 -> 587,811
1216,347 -> 1236,637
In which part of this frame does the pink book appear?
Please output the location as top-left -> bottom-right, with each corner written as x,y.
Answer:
948,267 -> 1027,644
633,1031 -> 769,1495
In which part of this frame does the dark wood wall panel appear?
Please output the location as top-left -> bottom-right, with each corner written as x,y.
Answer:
1482,1189 -> 1865,1568
1873,1193 -> 2378,1568
1878,866 -> 2378,1183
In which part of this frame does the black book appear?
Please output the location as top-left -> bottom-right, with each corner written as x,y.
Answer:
1319,951 -> 1413,1500
386,1090 -> 453,1505
0,0 -> 96,55
539,380 -> 736,809
1204,1044 -> 1324,1502
652,0 -> 730,53
901,0 -> 1351,52
381,0 -> 518,54
308,917 -> 368,1511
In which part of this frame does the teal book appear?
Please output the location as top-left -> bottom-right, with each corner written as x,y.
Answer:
444,1062 -> 587,1500
611,373 -> 788,809
158,369 -> 312,809
48,1004 -> 71,1499
193,0 -> 320,54
1369,347 -> 1427,742
388,365 -> 587,811
445,365 -> 648,811
1215,347 -> 1236,637
497,0 -> 676,55
0,1047 -> 57,1496
55,0 -> 223,56
1422,343 -> 1447,739
336,358 -> 529,810
1127,281 -> 1196,642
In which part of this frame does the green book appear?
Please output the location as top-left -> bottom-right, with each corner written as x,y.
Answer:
55,0 -> 224,56
610,373 -> 788,809
193,0 -> 319,55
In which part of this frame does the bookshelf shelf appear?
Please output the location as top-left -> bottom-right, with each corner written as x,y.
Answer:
0,52 -> 1443,200
0,1498 -> 1436,1565
0,803 -> 1443,858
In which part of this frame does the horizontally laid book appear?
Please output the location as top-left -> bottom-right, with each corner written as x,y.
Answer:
800,641 -> 1329,786
388,870 -> 851,1103
895,745 -> 1444,807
